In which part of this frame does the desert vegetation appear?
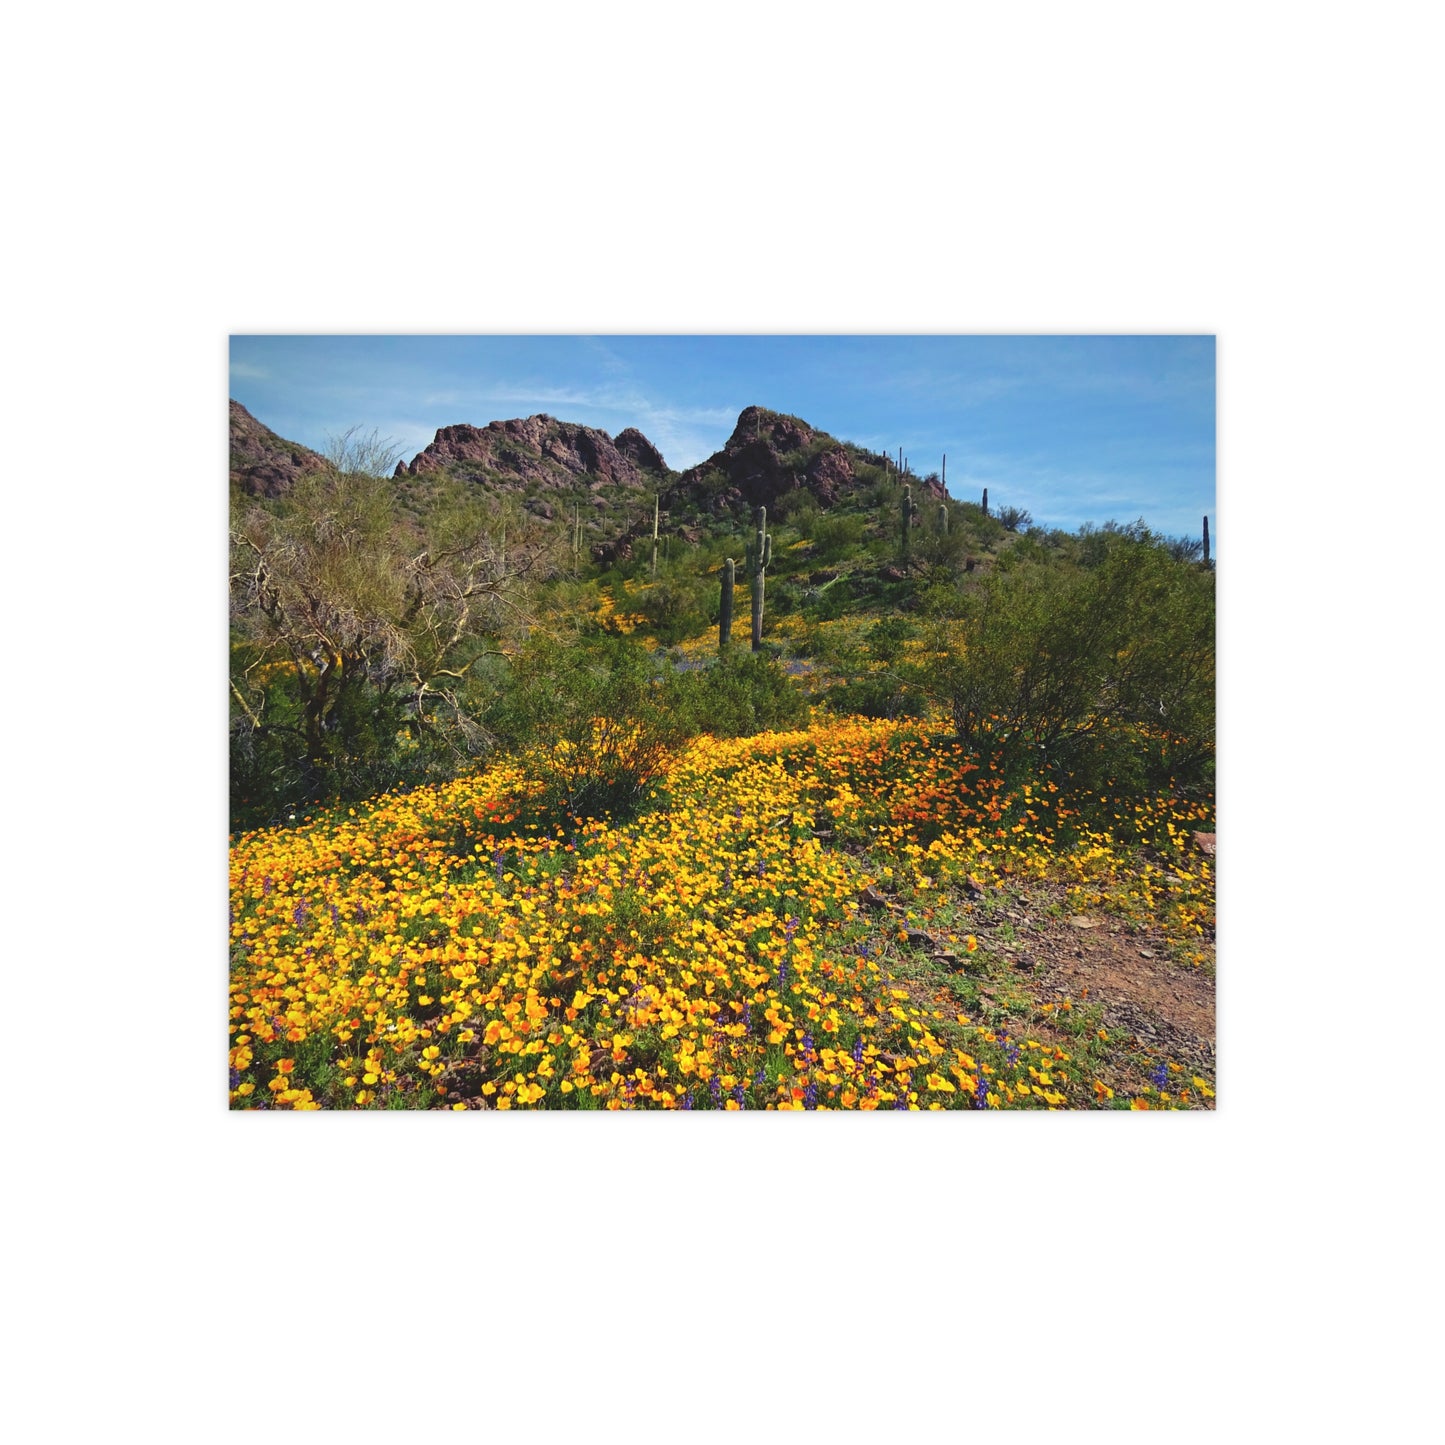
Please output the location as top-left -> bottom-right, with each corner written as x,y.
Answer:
230,405 -> 1215,1109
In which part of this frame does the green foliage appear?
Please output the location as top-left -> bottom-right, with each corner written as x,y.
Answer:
489,635 -> 694,825
822,671 -> 927,721
810,513 -> 866,561
773,490 -> 821,530
228,464 -> 523,828
925,541 -> 1214,784
995,505 -> 1033,532
864,617 -> 916,664
1164,534 -> 1205,563
635,575 -> 708,645
677,651 -> 811,738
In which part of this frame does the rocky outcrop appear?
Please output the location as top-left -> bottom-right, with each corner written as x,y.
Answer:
614,427 -> 667,474
396,414 -> 668,493
674,405 -> 870,515
229,399 -> 332,498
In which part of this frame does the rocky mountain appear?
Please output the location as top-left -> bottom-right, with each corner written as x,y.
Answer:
229,400 -> 333,497
230,399 -> 941,562
672,405 -> 944,517
397,414 -> 668,493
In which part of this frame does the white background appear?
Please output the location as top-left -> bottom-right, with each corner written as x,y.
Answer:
4,2 -> 1439,1440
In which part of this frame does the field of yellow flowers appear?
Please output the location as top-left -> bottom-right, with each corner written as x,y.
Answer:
229,717 -> 1214,1110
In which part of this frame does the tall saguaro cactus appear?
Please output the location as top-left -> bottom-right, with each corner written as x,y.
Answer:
1202,515 -> 1211,565
719,558 -> 735,650
937,503 -> 949,534
982,487 -> 989,518
650,493 -> 660,580
746,505 -> 772,651
900,484 -> 919,561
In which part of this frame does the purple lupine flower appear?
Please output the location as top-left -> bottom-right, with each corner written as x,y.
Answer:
329,903 -> 340,924
893,1091 -> 909,1110
800,1032 -> 814,1065
851,1036 -> 864,1068
804,1081 -> 818,1109
753,1066 -> 765,1090
777,959 -> 789,991
681,1091 -> 694,1110
709,1076 -> 723,1106
755,859 -> 766,878
975,1072 -> 990,1110
732,1084 -> 746,1108
743,1002 -> 752,1033
262,876 -> 274,896
784,915 -> 800,939
1150,1061 -> 1171,1090
292,899 -> 308,927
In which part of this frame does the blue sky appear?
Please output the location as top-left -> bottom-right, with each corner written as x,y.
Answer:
229,335 -> 1215,540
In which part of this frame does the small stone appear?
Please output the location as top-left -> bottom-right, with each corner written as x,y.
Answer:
1068,916 -> 1101,929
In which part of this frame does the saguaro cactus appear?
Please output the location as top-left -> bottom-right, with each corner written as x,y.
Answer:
942,453 -> 946,488
1202,515 -> 1211,565
937,503 -> 949,534
900,484 -> 919,561
746,505 -> 772,651
719,557 -> 735,650
650,493 -> 660,580
982,487 -> 989,518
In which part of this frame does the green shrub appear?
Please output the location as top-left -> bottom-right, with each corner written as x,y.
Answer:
679,651 -> 810,737
822,672 -> 927,721
488,635 -> 695,825
810,513 -> 866,561
925,541 -> 1214,784
636,576 -> 708,645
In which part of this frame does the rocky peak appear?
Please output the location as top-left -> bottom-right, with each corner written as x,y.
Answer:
229,399 -> 332,498
613,426 -> 667,474
677,404 -> 860,513
396,413 -> 668,493
726,405 -> 816,455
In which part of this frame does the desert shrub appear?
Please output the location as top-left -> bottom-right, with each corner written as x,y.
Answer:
1163,534 -> 1205,563
678,650 -> 811,737
803,575 -> 855,621
1077,519 -> 1154,568
773,491 -> 821,530
822,671 -> 927,721
488,635 -> 695,824
810,513 -> 867,562
995,505 -> 1033,532
864,617 -> 916,665
925,541 -> 1214,785
635,575 -> 709,645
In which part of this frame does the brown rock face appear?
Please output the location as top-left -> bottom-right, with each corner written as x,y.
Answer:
675,405 -> 862,515
399,414 -> 667,493
614,427 -> 667,474
805,445 -> 855,506
229,399 -> 332,498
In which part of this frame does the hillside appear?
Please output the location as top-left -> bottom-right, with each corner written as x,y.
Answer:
230,399 -> 960,564
228,393 -> 1216,1113
229,400 -> 333,498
